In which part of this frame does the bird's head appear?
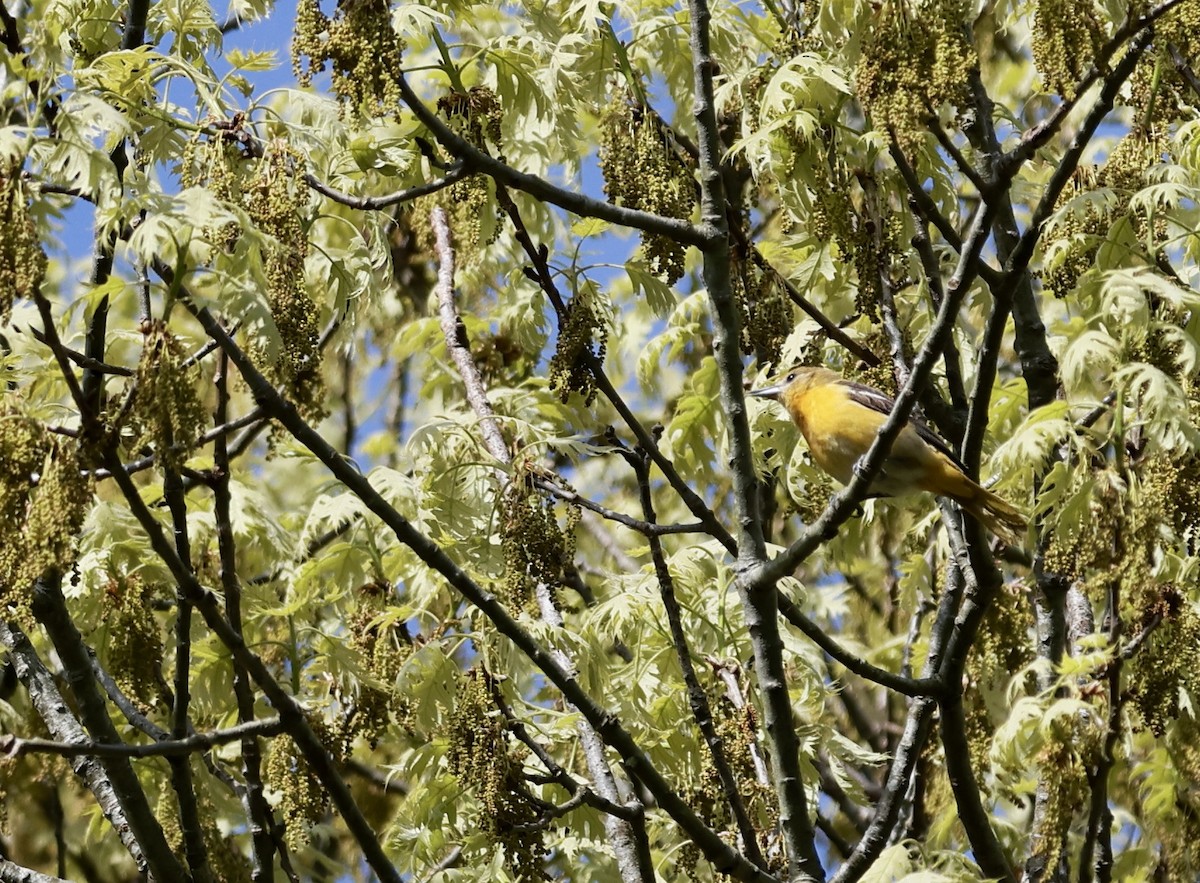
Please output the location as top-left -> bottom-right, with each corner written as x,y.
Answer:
747,366 -> 832,403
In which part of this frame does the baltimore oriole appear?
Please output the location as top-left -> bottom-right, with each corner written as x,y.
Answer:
750,367 -> 1025,545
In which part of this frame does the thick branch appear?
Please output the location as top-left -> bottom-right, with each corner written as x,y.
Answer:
0,861 -> 72,883
29,576 -> 187,883
214,347 -> 276,882
686,0 -> 820,876
0,622 -> 148,874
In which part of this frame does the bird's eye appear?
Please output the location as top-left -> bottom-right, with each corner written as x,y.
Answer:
786,372 -> 796,382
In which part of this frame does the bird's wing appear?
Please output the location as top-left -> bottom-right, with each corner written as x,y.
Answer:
836,379 -> 967,471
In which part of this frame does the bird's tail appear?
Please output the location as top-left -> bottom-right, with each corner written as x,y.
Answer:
927,461 -> 1026,545
954,480 -> 1026,547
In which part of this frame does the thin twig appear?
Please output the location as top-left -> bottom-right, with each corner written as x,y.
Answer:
537,475 -> 707,537
395,74 -> 711,247
1,719 -> 283,760
305,165 -> 468,211
775,595 -> 943,697
23,326 -> 134,375
414,847 -> 464,883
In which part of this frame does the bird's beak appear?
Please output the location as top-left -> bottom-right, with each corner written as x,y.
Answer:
747,384 -> 783,400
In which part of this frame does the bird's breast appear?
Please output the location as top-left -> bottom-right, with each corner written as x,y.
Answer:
787,384 -> 883,485
786,384 -> 938,496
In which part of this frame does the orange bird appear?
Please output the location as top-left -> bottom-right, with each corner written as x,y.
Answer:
750,367 -> 1025,544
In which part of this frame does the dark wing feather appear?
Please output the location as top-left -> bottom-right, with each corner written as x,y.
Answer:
837,379 -> 967,471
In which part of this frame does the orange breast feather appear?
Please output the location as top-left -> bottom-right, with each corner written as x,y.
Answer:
783,383 -> 957,496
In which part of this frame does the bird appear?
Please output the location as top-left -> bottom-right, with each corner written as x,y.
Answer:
749,366 -> 1026,545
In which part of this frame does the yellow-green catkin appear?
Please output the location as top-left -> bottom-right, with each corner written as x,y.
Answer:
1031,0 -> 1106,98
964,585 -> 1035,773
1128,591 -> 1200,736
499,466 -> 580,612
0,408 -> 91,611
599,97 -> 696,284
245,141 -> 327,430
100,575 -> 167,714
264,718 -> 345,850
855,0 -> 976,149
0,162 -> 47,324
1128,1 -> 1200,129
181,131 -> 244,253
1030,711 -> 1102,872
446,668 -> 547,881
347,581 -> 413,746
547,284 -> 607,406
292,0 -> 405,122
733,254 -> 791,369
414,87 -> 505,261
130,322 -> 207,475
688,697 -> 777,879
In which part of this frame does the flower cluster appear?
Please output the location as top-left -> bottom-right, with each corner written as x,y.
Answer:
855,0 -> 975,148
0,408 -> 91,614
599,98 -> 696,284
446,668 -> 547,880
499,465 -> 580,612
292,0 -> 406,122
0,162 -> 47,324
129,322 -> 207,475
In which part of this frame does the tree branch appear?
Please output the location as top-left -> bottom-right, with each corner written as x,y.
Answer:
775,595 -> 943,697
0,860 -> 72,883
214,346 -> 277,882
491,163 -> 736,555
28,574 -> 188,883
536,475 -> 707,537
306,163 -> 468,211
22,326 -> 134,375
829,555 -> 966,883
1,718 -> 283,760
394,74 -> 711,247
32,285 -> 405,883
629,446 -> 765,868
0,622 -> 149,875
685,0 -> 820,875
